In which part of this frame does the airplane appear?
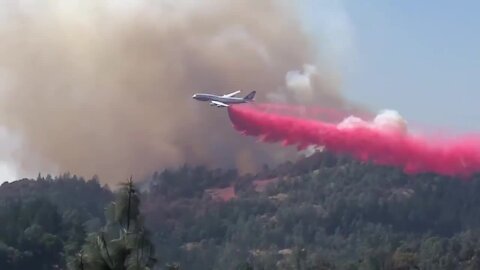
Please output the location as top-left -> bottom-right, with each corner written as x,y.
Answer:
192,90 -> 256,107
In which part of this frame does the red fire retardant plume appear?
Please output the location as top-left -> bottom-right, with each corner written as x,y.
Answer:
253,103 -> 371,122
228,104 -> 480,178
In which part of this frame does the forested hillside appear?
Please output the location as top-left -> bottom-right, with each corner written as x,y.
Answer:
0,175 -> 113,269
2,151 -> 480,269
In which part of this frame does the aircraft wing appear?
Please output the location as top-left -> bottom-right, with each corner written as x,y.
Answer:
210,101 -> 229,107
222,90 -> 240,98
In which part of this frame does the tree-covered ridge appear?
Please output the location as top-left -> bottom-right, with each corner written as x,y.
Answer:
0,174 -> 113,270
143,152 -> 480,269
2,152 -> 480,269
0,173 -> 113,218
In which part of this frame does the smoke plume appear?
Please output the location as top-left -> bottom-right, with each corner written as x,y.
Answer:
0,1 -> 346,183
228,105 -> 480,178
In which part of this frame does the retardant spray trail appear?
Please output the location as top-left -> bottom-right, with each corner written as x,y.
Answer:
228,104 -> 480,178
254,103 -> 373,123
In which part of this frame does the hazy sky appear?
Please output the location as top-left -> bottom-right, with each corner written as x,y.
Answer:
300,0 -> 480,132
0,1 -> 479,183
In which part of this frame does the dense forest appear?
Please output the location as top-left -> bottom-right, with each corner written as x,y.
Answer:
2,151 -> 480,269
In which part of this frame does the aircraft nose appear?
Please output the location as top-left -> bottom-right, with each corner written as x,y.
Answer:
192,94 -> 196,99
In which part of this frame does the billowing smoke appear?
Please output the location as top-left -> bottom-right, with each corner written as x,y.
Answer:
228,105 -> 480,178
267,64 -> 318,103
0,1 -> 346,183
338,109 -> 407,134
266,63 -> 344,108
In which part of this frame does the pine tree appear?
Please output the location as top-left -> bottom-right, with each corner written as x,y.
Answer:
68,177 -> 157,270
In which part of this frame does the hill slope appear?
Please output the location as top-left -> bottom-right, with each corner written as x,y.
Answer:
143,152 -> 480,269
2,152 -> 480,269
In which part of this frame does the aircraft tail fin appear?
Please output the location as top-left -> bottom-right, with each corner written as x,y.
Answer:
244,91 -> 256,101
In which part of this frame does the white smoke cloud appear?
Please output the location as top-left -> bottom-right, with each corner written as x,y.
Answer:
286,64 -> 317,102
338,109 -> 408,134
267,64 -> 320,103
0,126 -> 59,184
373,110 -> 408,134
0,127 -> 23,183
299,145 -> 325,157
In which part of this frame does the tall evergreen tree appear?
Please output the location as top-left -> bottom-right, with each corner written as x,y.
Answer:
68,177 -> 157,270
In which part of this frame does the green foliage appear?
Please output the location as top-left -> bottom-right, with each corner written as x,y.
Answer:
142,151 -> 480,269
68,178 -> 156,270
0,175 -> 111,269
4,151 -> 480,269
149,165 -> 238,199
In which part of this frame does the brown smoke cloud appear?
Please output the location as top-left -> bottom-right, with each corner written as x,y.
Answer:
0,0 -> 345,183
